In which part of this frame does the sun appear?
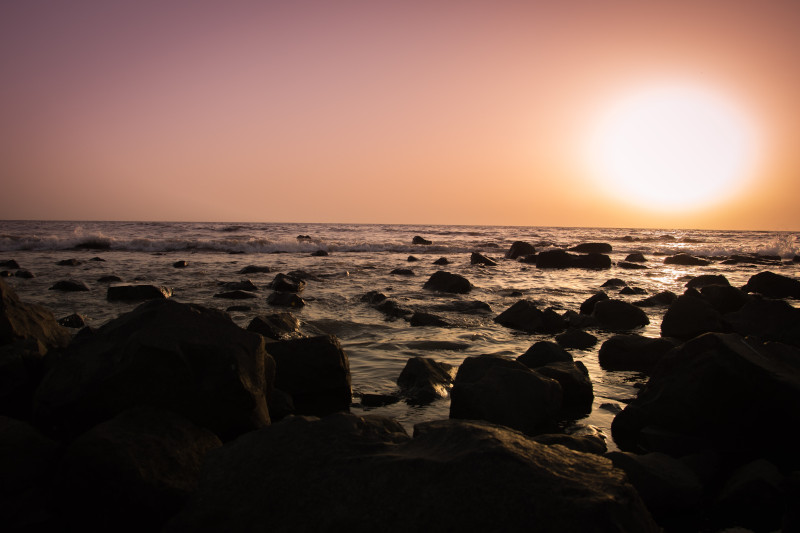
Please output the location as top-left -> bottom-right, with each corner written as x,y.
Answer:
585,82 -> 760,211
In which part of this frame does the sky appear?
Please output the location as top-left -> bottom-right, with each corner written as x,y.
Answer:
1,0 -> 798,230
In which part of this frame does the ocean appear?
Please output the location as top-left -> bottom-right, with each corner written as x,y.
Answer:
2,220 -> 798,448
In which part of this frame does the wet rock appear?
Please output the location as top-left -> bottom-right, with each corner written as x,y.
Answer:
634,291 -> 678,308
34,299 -> 274,440
625,253 -> 647,262
601,278 -> 627,288
226,305 -> 252,312
598,335 -> 678,372
663,254 -> 710,266
407,255 -> 419,262
58,313 -> 86,328
397,357 -> 456,403
470,252 -> 497,266
219,279 -> 258,291
267,292 -> 305,308
173,260 -> 188,268
532,430 -> 607,455
412,236 -> 432,245
311,249 -> 328,257
580,291 -> 609,315
14,269 -> 35,279
213,290 -> 257,299
375,299 -> 412,318
794,255 -> 800,263
517,340 -> 573,368
723,297 -> 800,346
700,284 -> 751,314
450,355 -> 562,435
536,250 -> 611,269
296,234 -> 312,242
265,335 -> 351,416
432,299 -> 492,314
619,286 -> 647,295
269,273 -> 305,293
686,274 -> 730,290
505,241 -> 536,259
49,279 -> 90,292
495,300 -> 551,333
569,242 -> 612,253
618,261 -> 648,270
0,259 -> 20,269
238,265 -> 271,274
165,415 -> 658,532
592,299 -> 650,331
432,256 -> 449,265
247,312 -> 301,340
0,339 -> 49,420
406,340 -> 469,351
98,275 -> 123,282
1,280 -> 71,350
107,284 -> 172,301
57,258 -> 81,266
90,256 -> 105,261
660,292 -> 725,340
409,312 -> 449,327
360,290 -> 387,304
0,271 -> 11,277
555,328 -> 597,349
422,271 -> 472,293
742,270 -> 800,298
713,458 -> 784,532
562,309 -> 598,329
535,361 -> 593,416
359,393 -> 400,407
390,268 -> 415,276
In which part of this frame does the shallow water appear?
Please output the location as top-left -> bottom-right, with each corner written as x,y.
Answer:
2,220 -> 798,448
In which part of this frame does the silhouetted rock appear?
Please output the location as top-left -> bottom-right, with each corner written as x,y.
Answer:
296,235 -> 312,242
495,300 -> 546,333
247,312 -> 301,340
98,275 -> 123,282
49,279 -> 90,292
723,297 -> 800,346
536,249 -> 611,269
213,290 -> 257,299
742,271 -> 800,298
432,299 -> 491,314
238,265 -> 271,274
700,285 -> 751,314
311,249 -> 328,257
397,357 -> 456,403
432,256 -> 449,265
569,242 -> 612,253
58,313 -> 86,328
580,291 -> 609,315
686,274 -> 730,290
634,291 -> 678,307
535,361 -> 593,416
618,262 -> 648,270
619,286 -> 647,295
407,255 -> 419,262
57,258 -> 81,266
712,458 -> 785,532
412,236 -> 432,245
270,273 -> 305,293
409,311 -> 448,327
505,241 -> 536,259
107,284 -> 172,301
14,269 -> 34,279
0,260 -> 20,269
601,278 -> 627,288
661,292 -> 725,340
267,292 -> 305,308
517,341 -> 573,368
592,299 -> 650,331
663,254 -> 710,266
0,271 -> 11,277
423,271 -> 472,293
470,252 -> 497,266
598,335 -> 678,371
555,328 -> 597,349
360,290 -> 387,304
219,279 -> 258,292
625,253 -> 647,262
375,299 -> 412,318
390,268 -> 415,276
173,260 -> 188,268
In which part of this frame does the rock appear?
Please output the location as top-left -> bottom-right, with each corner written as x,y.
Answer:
51,406 -> 222,531
518,253 -> 538,264
213,290 -> 257,299
611,333 -> 800,468
563,309 -> 598,329
49,279 -> 90,292
450,355 -> 562,435
219,279 -> 258,292
107,284 -> 172,301
14,269 -> 35,279
713,458 -> 784,532
723,297 -> 800,346
390,268 -> 415,276
238,265 -> 271,274
269,273 -> 305,293
495,300 -> 547,333
742,270 -> 800,298
470,252 -> 497,266
634,291 -> 678,307
536,249 -> 611,269
517,341 -> 573,368
580,291 -> 609,315
0,339 -> 51,420
0,271 -> 11,277
360,290 -> 387,304
686,274 -> 730,290
432,256 -> 449,265
296,234 -> 312,241
264,335 -> 351,416
58,313 -> 86,328
397,357 -> 456,403
660,292 -> 725,340
247,313 -> 301,340
0,259 -> 21,269
98,275 -> 123,282
619,286 -> 647,295
310,249 -> 328,257
267,292 -> 305,308
663,254 -> 710,266
601,278 -> 627,288
700,285 -> 751,314
359,393 -> 400,407
555,328 -> 597,349
90,256 -> 105,261
535,361 -> 593,416
165,415 -> 658,532
375,299 -> 412,318
408,312 -> 449,327
1,279 -> 71,350
569,242 -> 613,253
412,236 -> 432,245
432,300 -> 491,314
173,260 -> 188,268
606,451 -> 704,520
406,255 -> 419,262
226,305 -> 252,312
592,299 -> 650,331
625,253 -> 647,262
33,299 -> 274,440
505,241 -> 536,259
532,431 -> 607,455
598,335 -> 679,371
618,261 -> 648,270
57,258 -> 81,266
422,271 -> 472,293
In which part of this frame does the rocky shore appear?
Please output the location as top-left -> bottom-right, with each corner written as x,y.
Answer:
2,244 -> 800,531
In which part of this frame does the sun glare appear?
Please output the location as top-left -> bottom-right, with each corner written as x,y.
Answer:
585,83 -> 760,211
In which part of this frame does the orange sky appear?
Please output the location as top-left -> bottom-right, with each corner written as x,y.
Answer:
1,0 -> 798,230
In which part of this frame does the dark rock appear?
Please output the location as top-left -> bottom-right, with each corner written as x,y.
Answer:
535,361 -> 593,416
563,309 -> 598,329
165,415 -> 658,532
97,275 -> 123,282
0,339 -> 49,420
375,299 -> 412,318
494,300 -> 545,333
0,271 -> 11,277
517,340 -> 573,368
432,256 -> 449,265
267,292 -> 305,308
406,340 -> 469,351
90,256 -> 105,261
397,357 -> 456,403
1,280 -> 71,350
661,293 -> 725,340
450,355 -> 562,435
536,249 -> 611,269
686,274 -> 730,290
618,261 -> 648,270
360,290 -> 387,304
409,312 -> 449,327
519,253 -> 538,264
0,259 -> 21,269
247,312 -> 301,341
49,279 -> 90,292
311,249 -> 328,257
213,290 -> 257,299
700,284 -> 751,314
742,270 -> 800,298
390,268 -> 415,276
57,258 -> 81,266
794,255 -> 800,263
51,406 -> 222,531
264,335 -> 351,416
470,252 -> 497,266
713,458 -> 784,532
663,254 -> 710,266
266,388 -> 295,421
422,271 -> 472,293
412,236 -> 432,245
225,305 -> 252,312
432,299 -> 492,314
359,393 -> 400,407
555,328 -> 597,349
601,278 -> 627,288
625,253 -> 647,262
592,299 -> 650,331
619,286 -> 647,295
173,260 -> 188,268
74,239 -> 110,250
611,333 -> 800,468
269,273 -> 305,293
580,291 -> 609,315
406,255 -> 419,262
219,279 -> 258,292
532,431 -> 607,455
107,284 -> 172,301
33,299 -> 274,440
238,265 -> 271,274
14,269 -> 35,279
634,291 -> 678,307
296,235 -> 312,241
505,241 -> 536,259
569,242 -> 612,253
723,297 -> 800,346
598,335 -> 678,371
58,313 -> 86,328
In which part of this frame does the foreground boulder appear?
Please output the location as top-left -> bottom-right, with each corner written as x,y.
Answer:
1,280 -> 71,350
107,284 -> 172,301
592,299 -> 649,332
742,271 -> 800,299
422,271 -> 472,293
33,299 -> 274,440
397,357 -> 456,403
166,414 -> 657,532
598,335 -> 678,372
660,292 -> 725,340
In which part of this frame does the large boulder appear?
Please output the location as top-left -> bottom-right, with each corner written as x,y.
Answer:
397,357 -> 456,403
1,279 -> 71,350
686,274 -> 730,290
699,285 -> 751,314
107,284 -> 172,301
742,271 -> 800,299
634,291 -> 677,308
495,300 -> 566,334
568,242 -> 613,254
33,299 -> 274,440
517,341 -> 573,368
246,312 -> 302,340
663,254 -> 710,266
0,415 -> 59,505
580,291 -> 609,315
592,299 -> 650,332
166,414 -> 658,532
598,335 -> 679,372
555,328 -> 597,349
723,297 -> 800,347
660,292 -> 725,340
450,355 -> 562,435
536,250 -> 611,269
264,335 -> 351,416
470,252 -> 497,266
505,241 -> 536,259
422,271 -> 472,294
534,361 -> 593,416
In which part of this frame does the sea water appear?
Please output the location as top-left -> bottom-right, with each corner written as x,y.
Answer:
2,220 -> 798,448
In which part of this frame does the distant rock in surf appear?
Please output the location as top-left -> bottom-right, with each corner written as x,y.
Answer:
423,271 -> 472,293
173,260 -> 188,268
412,236 -> 432,245
15,269 -> 35,279
49,280 -> 90,292
568,242 -> 612,254
57,259 -> 81,266
432,256 -> 449,265
311,250 -> 328,257
536,249 -> 611,269
238,265 -> 271,274
213,290 -> 257,300
742,271 -> 800,299
390,268 -> 415,276
505,241 -> 536,259
267,292 -> 305,308
470,252 -> 497,266
625,253 -> 647,262
0,260 -> 21,269
107,285 -> 172,301
663,254 -> 710,266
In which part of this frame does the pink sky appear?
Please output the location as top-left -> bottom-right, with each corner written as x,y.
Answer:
2,0 -> 798,230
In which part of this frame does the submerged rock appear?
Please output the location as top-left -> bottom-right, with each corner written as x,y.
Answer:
390,268 -> 415,276
432,256 -> 449,265
14,269 -> 35,279
422,271 -> 472,293
634,291 -> 677,308
267,292 -> 305,308
625,253 -> 647,262
219,279 -> 259,292
409,311 -> 449,327
173,260 -> 188,268
238,265 -> 271,274
57,258 -> 81,266
663,254 -> 710,266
